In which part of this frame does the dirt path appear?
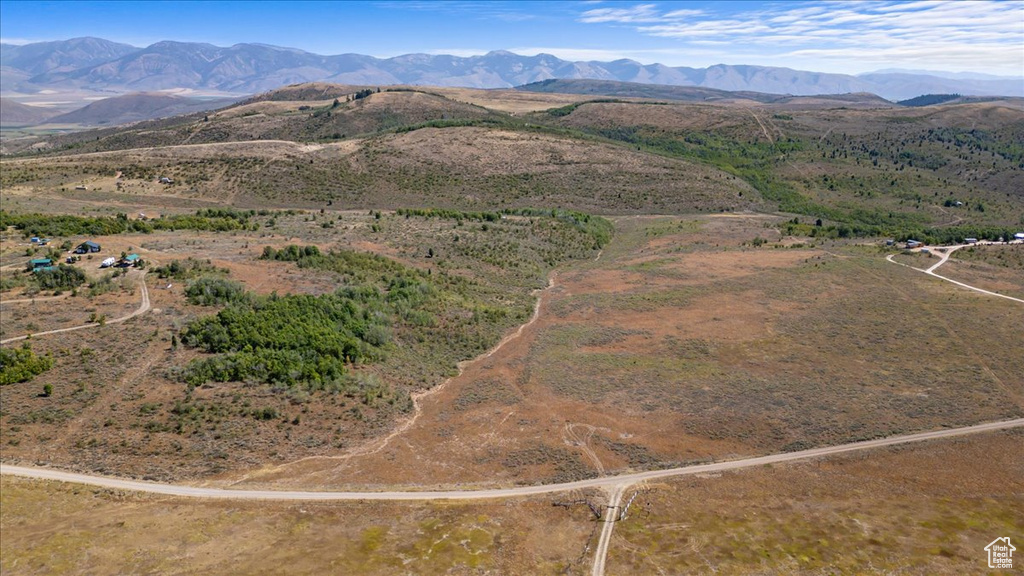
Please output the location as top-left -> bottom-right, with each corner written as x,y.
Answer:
2,418 -> 1019,501
886,241 -> 1024,304
591,484 -> 625,576
746,108 -> 774,143
0,293 -> 72,306
0,270 -> 151,345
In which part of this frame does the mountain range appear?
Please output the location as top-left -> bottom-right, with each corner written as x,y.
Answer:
2,37 -> 1022,103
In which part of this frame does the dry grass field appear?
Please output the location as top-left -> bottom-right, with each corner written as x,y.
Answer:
230,214 -> 1023,490
944,244 -> 1024,300
0,476 -> 599,576
606,429 -> 1024,575
0,127 -> 756,214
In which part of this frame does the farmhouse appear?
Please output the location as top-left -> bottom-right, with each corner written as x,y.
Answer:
75,241 -> 101,253
120,253 -> 141,267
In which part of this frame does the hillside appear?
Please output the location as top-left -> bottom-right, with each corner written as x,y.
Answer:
517,79 -> 778,103
538,98 -> 1024,232
3,81 -> 1022,237
46,92 -> 237,126
0,98 -> 59,126
518,79 -> 896,108
0,86 -> 507,152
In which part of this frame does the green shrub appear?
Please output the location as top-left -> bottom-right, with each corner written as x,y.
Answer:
0,345 -> 54,385
184,277 -> 249,306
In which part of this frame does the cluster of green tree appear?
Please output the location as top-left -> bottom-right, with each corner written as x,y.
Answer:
143,208 -> 256,232
578,125 -> 988,234
923,127 -> 1024,164
895,225 -> 1022,245
184,277 -> 249,306
259,244 -> 323,261
897,94 -> 961,107
352,88 -> 376,100
781,218 -> 1020,244
179,281 -> 423,388
0,209 -> 256,238
260,245 -> 415,286
154,258 -> 226,280
391,118 -> 509,134
0,344 -> 53,386
501,208 -> 614,249
0,210 -> 142,237
546,99 -> 624,117
33,264 -> 86,291
396,208 -> 501,222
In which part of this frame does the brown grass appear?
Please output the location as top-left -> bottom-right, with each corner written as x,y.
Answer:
227,214 -> 1023,490
0,476 -> 599,576
943,245 -> 1024,299
607,429 -> 1024,575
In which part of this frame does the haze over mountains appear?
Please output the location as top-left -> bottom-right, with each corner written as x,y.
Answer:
2,37 -> 1022,103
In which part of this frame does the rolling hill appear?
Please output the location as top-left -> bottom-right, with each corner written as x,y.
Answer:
45,93 -> 237,126
0,98 -> 60,126
2,81 -> 1021,238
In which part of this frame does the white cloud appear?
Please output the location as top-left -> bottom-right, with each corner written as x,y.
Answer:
576,1 -> 1024,75
579,4 -> 664,23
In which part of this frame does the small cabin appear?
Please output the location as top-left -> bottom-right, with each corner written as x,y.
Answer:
75,241 -> 101,254
1015,232 -> 1024,241
27,258 -> 53,270
965,238 -> 978,244
120,254 -> 141,267
906,240 -> 922,249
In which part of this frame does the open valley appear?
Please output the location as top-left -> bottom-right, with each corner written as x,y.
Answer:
2,29 -> 1023,572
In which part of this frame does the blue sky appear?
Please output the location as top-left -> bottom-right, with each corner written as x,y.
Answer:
1,1 -> 1022,75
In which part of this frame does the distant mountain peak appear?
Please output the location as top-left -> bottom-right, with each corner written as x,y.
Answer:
2,37 -> 1021,101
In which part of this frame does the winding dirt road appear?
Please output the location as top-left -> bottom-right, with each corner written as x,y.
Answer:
0,270 -> 151,345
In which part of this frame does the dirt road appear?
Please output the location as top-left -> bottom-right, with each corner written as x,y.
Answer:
0,270 -> 150,345
2,418 -> 1020,501
886,241 -> 1024,304
592,484 -> 625,576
